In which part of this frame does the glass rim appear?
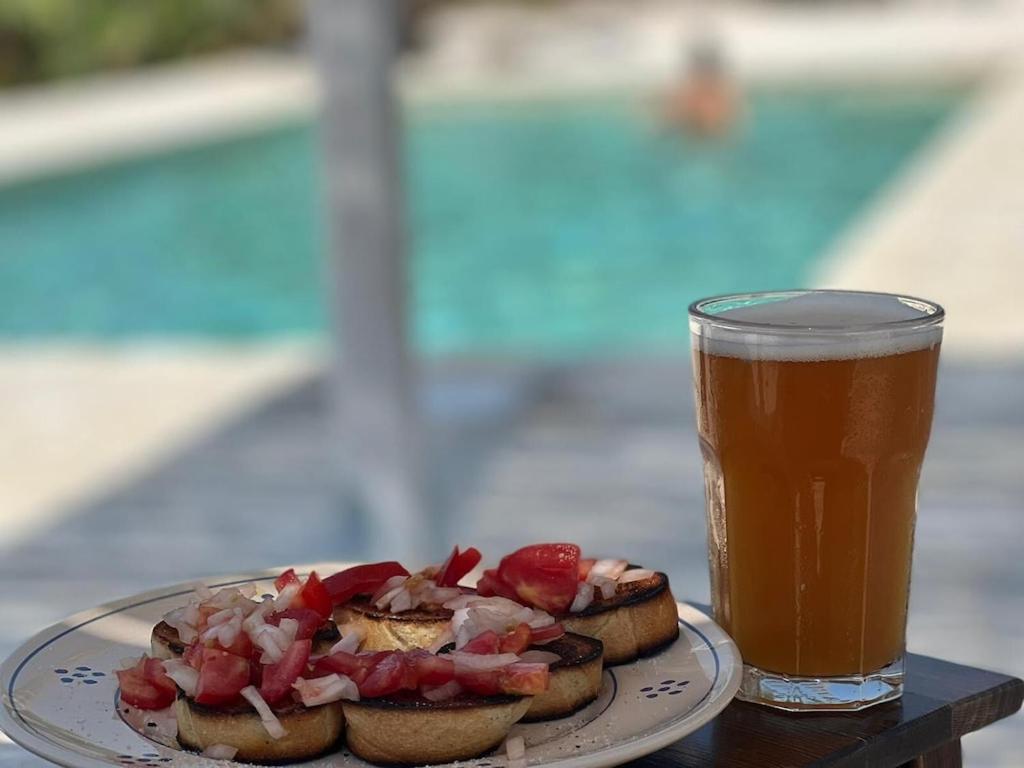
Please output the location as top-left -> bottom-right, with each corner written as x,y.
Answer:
688,289 -> 944,335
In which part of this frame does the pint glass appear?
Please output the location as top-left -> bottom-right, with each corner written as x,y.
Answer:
689,290 -> 943,711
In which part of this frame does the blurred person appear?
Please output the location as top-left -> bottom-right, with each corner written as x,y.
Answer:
660,30 -> 740,139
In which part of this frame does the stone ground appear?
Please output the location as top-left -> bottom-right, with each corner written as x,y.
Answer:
1,357 -> 1021,765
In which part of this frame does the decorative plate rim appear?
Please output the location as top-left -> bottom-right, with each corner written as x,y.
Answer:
1,563 -> 742,768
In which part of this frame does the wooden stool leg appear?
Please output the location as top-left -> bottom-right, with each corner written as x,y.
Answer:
902,740 -> 963,768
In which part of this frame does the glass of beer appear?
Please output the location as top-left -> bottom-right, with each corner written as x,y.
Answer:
689,289 -> 943,711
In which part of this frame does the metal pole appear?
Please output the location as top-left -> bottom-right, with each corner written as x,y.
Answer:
308,0 -> 427,561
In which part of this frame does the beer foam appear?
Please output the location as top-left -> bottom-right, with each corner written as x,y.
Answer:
691,292 -> 943,361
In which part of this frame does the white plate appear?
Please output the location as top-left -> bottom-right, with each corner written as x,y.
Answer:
0,564 -> 741,768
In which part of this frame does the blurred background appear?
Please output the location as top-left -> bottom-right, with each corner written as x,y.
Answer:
0,0 -> 1022,764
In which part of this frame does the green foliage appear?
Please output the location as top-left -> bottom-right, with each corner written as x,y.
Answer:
0,0 -> 303,86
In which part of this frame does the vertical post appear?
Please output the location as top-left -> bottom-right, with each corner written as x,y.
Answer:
308,0 -> 427,561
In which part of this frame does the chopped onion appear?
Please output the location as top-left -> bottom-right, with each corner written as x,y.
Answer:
240,686 -> 286,739
449,652 -> 521,672
242,597 -> 274,633
389,587 -> 414,613
421,680 -> 463,701
371,575 -> 408,606
618,568 -> 656,584
205,608 -> 237,627
201,744 -> 238,760
293,674 -> 359,706
526,611 -> 555,629
506,735 -> 526,768
329,625 -> 366,655
518,650 -> 561,665
587,559 -> 629,582
273,582 -> 301,612
191,582 -> 214,602
599,579 -> 618,600
250,625 -> 287,664
238,583 -> 258,599
161,660 -> 199,697
569,582 -> 594,613
278,618 -> 299,643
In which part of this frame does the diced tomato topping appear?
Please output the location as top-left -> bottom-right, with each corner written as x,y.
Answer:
210,628 -> 253,659
267,608 -> 323,641
194,648 -> 251,706
359,652 -> 417,698
405,649 -> 456,686
499,623 -> 533,654
435,546 -> 483,588
495,543 -> 581,613
117,657 -> 177,710
498,662 -> 549,696
274,568 -> 302,593
476,569 -> 520,601
323,562 -> 411,606
461,630 -> 501,655
312,651 -> 389,686
529,622 -> 566,644
295,571 -> 333,619
578,558 -> 596,580
260,639 -> 311,705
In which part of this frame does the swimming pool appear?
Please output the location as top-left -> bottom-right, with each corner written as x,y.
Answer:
0,88 -> 959,354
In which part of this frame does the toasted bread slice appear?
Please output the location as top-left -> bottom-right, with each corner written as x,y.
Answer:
175,695 -> 344,763
560,572 -> 679,665
523,633 -> 603,722
150,620 -> 341,661
341,693 -> 531,764
334,596 -> 451,652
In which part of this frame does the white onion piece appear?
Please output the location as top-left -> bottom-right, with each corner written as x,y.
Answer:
273,583 -> 301,612
241,686 -> 286,739
526,611 -> 555,629
421,680 -> 463,702
329,625 -> 366,655
569,582 -> 594,613
587,559 -> 629,582
242,597 -> 274,633
518,650 -> 561,665
161,660 -> 199,697
278,618 -> 299,643
206,608 -> 237,627
449,652 -> 520,672
506,735 -> 526,768
183,602 -> 201,626
599,579 -> 618,599
238,583 -> 258,599
250,625 -> 286,664
618,568 -> 656,584
293,674 -> 360,706
191,583 -> 214,602
371,575 -> 408,605
390,587 -> 414,613
201,744 -> 238,760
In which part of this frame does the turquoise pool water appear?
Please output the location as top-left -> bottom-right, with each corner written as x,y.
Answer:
0,89 -> 959,353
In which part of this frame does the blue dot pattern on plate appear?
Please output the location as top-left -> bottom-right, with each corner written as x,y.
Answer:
641,679 -> 689,699
55,666 -> 106,685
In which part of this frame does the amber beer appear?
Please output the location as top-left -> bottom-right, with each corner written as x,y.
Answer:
690,290 -> 943,710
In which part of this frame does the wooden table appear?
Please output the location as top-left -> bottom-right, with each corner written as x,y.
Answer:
630,650 -> 1023,768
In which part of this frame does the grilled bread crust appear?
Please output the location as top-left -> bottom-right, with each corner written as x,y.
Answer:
341,694 -> 532,765
559,572 -> 679,665
523,633 -> 604,721
333,597 -> 452,652
150,620 -> 341,660
175,695 -> 344,763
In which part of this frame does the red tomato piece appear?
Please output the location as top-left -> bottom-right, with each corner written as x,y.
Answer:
296,572 -> 333,619
577,558 -> 596,580
435,546 -> 483,587
183,643 -> 204,670
498,662 -> 549,695
194,648 -> 251,706
274,568 -> 302,593
260,639 -> 311,705
267,608 -> 323,641
117,657 -> 176,710
143,658 -> 178,699
461,630 -> 501,655
476,569 -> 520,601
323,562 -> 411,606
529,622 -> 566,644
359,652 -> 417,698
497,543 -> 581,613
312,651 -> 389,686
405,650 -> 455,686
211,629 -> 253,659
499,623 -> 533,654
455,667 -> 501,696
